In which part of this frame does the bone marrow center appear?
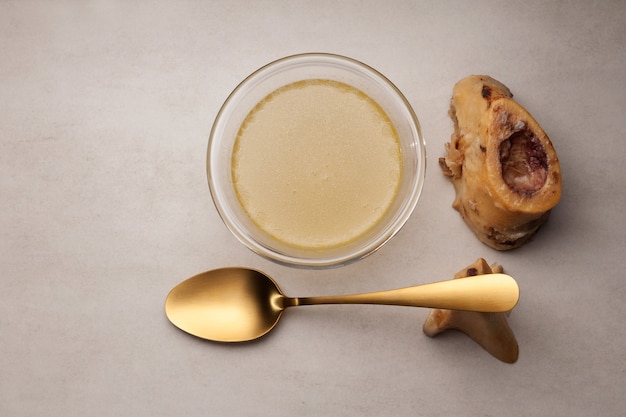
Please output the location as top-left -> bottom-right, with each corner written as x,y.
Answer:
498,130 -> 548,195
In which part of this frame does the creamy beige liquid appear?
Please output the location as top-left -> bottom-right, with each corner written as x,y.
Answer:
232,79 -> 401,249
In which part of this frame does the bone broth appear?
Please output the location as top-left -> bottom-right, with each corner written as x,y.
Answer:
232,79 -> 402,249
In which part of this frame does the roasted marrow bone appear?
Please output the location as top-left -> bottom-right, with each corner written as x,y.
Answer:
423,258 -> 519,363
439,75 -> 562,250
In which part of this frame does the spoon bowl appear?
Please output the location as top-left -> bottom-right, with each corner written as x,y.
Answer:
165,268 -> 285,342
165,268 -> 519,343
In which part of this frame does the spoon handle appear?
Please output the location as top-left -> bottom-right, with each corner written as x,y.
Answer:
292,273 -> 519,313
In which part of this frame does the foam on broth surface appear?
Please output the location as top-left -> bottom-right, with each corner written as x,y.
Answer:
232,79 -> 401,249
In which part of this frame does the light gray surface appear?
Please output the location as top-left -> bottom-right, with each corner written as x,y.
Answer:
1,1 -> 625,416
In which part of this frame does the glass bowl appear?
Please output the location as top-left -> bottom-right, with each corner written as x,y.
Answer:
208,53 -> 426,268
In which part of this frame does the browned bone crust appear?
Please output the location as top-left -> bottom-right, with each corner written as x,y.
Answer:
439,75 -> 562,250
423,258 -> 519,363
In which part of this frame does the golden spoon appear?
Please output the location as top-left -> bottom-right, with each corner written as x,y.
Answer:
165,268 -> 519,343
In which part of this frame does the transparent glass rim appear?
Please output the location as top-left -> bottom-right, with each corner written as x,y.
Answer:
208,53 -> 426,268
